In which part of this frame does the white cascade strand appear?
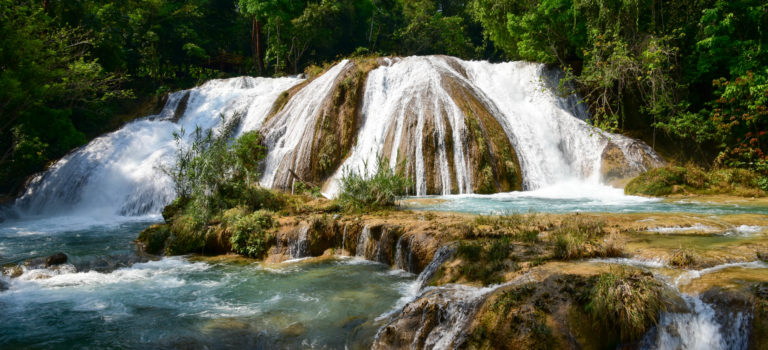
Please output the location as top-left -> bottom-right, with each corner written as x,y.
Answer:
258,60 -> 352,189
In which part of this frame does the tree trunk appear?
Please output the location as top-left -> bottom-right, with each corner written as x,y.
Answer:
251,16 -> 264,75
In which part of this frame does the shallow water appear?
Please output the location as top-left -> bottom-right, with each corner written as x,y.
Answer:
0,219 -> 415,349
408,182 -> 768,215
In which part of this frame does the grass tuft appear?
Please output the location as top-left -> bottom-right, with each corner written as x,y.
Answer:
586,270 -> 668,342
336,155 -> 412,212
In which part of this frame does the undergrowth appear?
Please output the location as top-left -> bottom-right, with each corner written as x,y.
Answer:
625,165 -> 767,197
336,155 -> 412,212
551,216 -> 622,260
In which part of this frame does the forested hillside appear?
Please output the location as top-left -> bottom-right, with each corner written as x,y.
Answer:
1,0 -> 766,195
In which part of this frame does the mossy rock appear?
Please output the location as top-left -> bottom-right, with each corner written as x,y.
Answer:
752,283 -> 768,350
625,166 -> 690,196
626,166 -> 767,197
137,224 -> 171,255
162,197 -> 190,222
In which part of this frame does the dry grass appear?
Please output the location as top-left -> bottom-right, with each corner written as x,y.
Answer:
586,270 -> 668,341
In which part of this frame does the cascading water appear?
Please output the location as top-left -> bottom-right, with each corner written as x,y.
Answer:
6,55 -> 663,219
356,225 -> 372,259
288,226 -> 311,258
327,56 -> 662,195
259,60 -> 353,189
642,294 -> 751,350
7,76 -> 303,219
589,258 -> 762,350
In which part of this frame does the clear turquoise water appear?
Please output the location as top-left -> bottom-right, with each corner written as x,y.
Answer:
0,218 -> 415,349
408,184 -> 768,215
2,184 -> 766,349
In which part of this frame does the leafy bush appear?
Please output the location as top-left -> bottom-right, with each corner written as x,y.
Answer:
229,210 -> 275,258
163,121 -> 270,221
166,214 -> 206,255
336,156 -> 412,212
760,177 -> 768,192
586,270 -> 667,342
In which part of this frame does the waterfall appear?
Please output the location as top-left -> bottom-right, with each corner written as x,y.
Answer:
642,294 -> 750,350
6,55 -> 663,219
394,236 -> 405,271
326,56 -> 662,194
288,226 -> 311,258
356,225 -> 372,258
8,76 -> 303,218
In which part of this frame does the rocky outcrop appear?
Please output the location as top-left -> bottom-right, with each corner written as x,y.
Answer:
265,216 -> 444,274
601,136 -> 665,185
45,252 -> 68,267
261,58 -> 381,190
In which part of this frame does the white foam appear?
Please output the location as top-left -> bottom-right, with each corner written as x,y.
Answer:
674,261 -> 768,287
727,225 -> 764,235
589,257 -> 667,269
646,223 -> 718,234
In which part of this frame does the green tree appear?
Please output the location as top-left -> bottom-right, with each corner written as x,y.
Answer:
0,1 -> 130,193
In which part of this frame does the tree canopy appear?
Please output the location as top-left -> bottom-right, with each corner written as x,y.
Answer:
1,0 -> 766,195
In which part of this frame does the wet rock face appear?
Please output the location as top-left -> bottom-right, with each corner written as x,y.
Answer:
601,138 -> 665,185
267,216 -> 443,273
261,59 -> 377,191
2,265 -> 23,278
375,297 -> 442,349
374,284 -> 492,350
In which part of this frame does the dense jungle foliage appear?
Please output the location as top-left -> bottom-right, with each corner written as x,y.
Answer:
1,0 -> 766,195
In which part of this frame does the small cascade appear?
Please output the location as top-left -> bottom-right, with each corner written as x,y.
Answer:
374,244 -> 533,350
593,259 -> 761,350
288,226 -> 311,258
642,294 -> 750,350
394,236 -> 405,270
416,245 -> 455,289
393,235 -> 420,273
641,263 -> 761,350
356,225 -> 372,259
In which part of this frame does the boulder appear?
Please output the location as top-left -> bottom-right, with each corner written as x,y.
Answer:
1,264 -> 23,278
45,252 -> 68,267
